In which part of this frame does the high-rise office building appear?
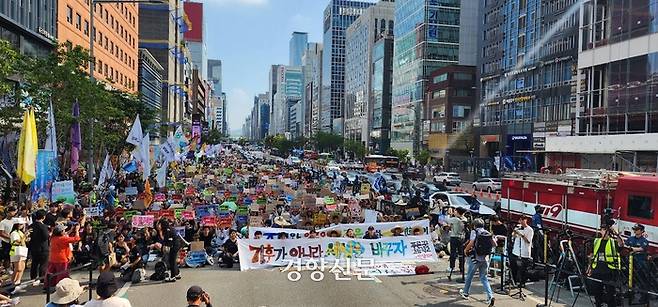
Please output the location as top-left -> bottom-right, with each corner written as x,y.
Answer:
0,0 -> 55,57
370,36 -> 394,153
58,0 -> 139,92
302,43 -> 323,137
344,0 -> 395,143
140,0 -> 186,129
289,31 -> 308,67
320,0 -> 375,133
479,0 -> 579,171
208,59 -> 222,94
391,0 -> 480,154
138,48 -> 164,137
184,1 -> 207,81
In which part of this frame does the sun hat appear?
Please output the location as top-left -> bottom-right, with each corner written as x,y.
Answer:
50,278 -> 84,304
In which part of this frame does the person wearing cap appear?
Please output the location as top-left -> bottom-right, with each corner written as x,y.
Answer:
625,223 -> 649,304
83,272 -> 131,307
0,206 -> 17,270
362,226 -> 379,239
186,285 -> 212,307
46,278 -> 85,307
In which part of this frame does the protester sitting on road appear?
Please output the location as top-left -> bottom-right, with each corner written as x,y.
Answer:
112,234 -> 130,269
84,272 -> 131,307
186,285 -> 212,307
362,226 -> 379,239
46,278 -> 85,307
220,230 -> 238,268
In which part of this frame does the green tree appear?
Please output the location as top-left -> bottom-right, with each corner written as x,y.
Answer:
414,149 -> 431,166
311,132 -> 343,153
344,139 -> 366,159
387,148 -> 410,164
201,129 -> 223,145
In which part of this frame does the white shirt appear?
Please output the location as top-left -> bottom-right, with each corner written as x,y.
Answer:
0,219 -> 14,243
84,297 -> 132,307
512,225 -> 534,259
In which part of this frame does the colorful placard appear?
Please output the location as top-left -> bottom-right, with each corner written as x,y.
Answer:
125,187 -> 138,196
132,215 -> 155,228
51,180 -> 75,204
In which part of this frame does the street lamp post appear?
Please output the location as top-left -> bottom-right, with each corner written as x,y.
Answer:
86,0 -> 166,182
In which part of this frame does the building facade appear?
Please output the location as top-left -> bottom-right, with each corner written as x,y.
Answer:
208,59 -> 222,94
139,0 -> 186,130
425,65 -> 476,158
184,1 -> 207,81
58,0 -> 139,92
289,31 -> 308,67
320,0 -> 375,133
541,0 -> 658,172
391,0 -> 480,154
0,0 -> 56,57
344,0 -> 395,143
479,0 -> 579,172
138,48 -> 163,138
370,36 -> 394,153
302,43 -> 323,137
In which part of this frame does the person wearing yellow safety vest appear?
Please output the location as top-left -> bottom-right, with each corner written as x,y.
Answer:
588,226 -> 623,307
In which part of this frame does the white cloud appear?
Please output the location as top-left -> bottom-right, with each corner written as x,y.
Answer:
211,0 -> 269,7
226,88 -> 253,131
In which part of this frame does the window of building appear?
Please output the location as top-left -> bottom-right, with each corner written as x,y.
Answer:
66,6 -> 73,23
452,121 -> 465,133
433,73 -> 448,83
84,20 -> 89,36
432,90 -> 447,99
454,72 -> 472,80
453,105 -> 471,118
628,195 -> 653,219
76,13 -> 82,30
455,89 -> 471,97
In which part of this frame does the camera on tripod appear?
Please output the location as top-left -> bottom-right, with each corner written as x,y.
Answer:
601,208 -> 616,229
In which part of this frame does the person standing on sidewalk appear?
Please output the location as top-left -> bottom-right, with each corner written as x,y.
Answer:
29,210 -> 50,287
459,218 -> 495,306
446,207 -> 466,280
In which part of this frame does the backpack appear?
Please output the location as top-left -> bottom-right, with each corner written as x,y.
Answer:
95,232 -> 111,258
149,261 -> 167,281
474,229 -> 494,256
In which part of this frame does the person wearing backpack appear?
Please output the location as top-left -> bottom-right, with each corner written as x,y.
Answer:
459,218 -> 495,307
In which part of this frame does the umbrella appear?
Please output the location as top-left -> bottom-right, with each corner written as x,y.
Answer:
221,201 -> 238,211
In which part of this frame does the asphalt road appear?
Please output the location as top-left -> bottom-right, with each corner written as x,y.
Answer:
19,259 -> 594,307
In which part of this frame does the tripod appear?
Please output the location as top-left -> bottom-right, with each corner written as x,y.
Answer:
546,239 -> 595,307
509,256 -> 529,300
493,237 -> 516,295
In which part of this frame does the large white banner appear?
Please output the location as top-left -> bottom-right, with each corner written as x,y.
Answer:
248,220 -> 430,240
237,235 -> 437,271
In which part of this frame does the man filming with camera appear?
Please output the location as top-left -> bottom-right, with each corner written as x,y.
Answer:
588,220 -> 623,307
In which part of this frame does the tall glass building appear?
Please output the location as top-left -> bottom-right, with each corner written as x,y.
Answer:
391,0 -> 479,153
321,0 -> 375,133
289,32 -> 308,66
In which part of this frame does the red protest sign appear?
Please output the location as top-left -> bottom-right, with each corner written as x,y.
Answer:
159,209 -> 174,220
172,194 -> 183,202
217,216 -> 233,229
185,187 -> 196,196
201,216 -> 217,226
181,210 -> 195,220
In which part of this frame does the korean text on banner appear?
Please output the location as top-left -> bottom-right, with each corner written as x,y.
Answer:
237,235 -> 437,271
51,180 -> 75,204
132,215 -> 154,228
248,220 -> 430,240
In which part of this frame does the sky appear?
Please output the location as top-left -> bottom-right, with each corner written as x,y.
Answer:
203,0 -> 329,133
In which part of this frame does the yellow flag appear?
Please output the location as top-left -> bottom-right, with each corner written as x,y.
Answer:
143,179 -> 153,207
16,108 -> 38,185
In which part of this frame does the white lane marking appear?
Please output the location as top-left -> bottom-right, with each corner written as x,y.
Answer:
116,281 -> 132,298
372,276 -> 382,283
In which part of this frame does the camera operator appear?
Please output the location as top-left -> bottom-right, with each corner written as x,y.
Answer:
531,205 -> 544,262
510,216 -> 533,287
588,224 -> 623,307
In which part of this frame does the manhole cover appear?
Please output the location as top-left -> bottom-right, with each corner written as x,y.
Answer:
423,284 -> 460,297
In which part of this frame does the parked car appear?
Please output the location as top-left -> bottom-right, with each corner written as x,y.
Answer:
433,172 -> 462,186
472,178 -> 501,192
404,167 -> 426,181
429,191 -> 495,215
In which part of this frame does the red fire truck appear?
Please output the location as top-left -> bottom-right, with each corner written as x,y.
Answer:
501,170 -> 658,253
